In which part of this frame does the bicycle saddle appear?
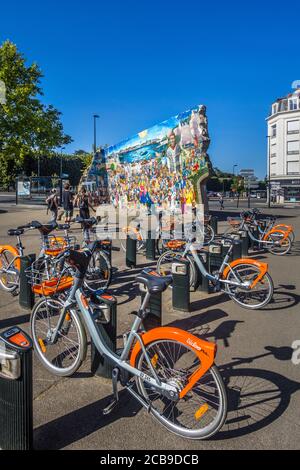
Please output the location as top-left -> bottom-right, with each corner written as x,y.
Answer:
7,228 -> 24,236
136,268 -> 173,294
30,221 -> 58,235
57,223 -> 70,231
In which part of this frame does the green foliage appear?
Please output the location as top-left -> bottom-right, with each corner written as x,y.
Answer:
74,149 -> 93,172
0,40 -> 72,187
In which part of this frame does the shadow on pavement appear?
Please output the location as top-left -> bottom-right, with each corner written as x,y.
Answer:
215,346 -> 300,440
34,389 -> 142,450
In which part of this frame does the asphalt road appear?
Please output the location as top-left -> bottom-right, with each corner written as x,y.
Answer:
0,201 -> 299,450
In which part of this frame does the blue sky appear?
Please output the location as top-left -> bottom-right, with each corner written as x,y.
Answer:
1,0 -> 299,178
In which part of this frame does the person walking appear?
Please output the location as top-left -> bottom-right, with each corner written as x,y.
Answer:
75,187 -> 96,220
46,188 -> 59,222
62,182 -> 74,223
218,193 -> 224,211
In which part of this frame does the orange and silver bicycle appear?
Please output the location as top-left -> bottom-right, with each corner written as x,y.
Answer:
157,236 -> 274,309
29,243 -> 227,440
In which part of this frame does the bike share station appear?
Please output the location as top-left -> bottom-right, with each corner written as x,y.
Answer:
0,106 -> 292,449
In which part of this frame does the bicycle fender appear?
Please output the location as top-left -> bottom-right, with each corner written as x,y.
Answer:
0,245 -> 21,271
129,326 -> 216,399
263,228 -> 289,241
223,258 -> 268,289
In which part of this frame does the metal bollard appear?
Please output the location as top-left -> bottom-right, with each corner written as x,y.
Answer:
146,230 -> 156,260
208,243 -> 223,273
195,251 -> 210,293
172,259 -> 190,312
91,293 -> 117,379
239,230 -> 249,257
126,235 -> 137,268
139,283 -> 162,329
19,254 -> 36,310
209,216 -> 218,235
0,327 -> 33,450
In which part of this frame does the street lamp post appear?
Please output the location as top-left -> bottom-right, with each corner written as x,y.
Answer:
93,114 -> 100,154
59,146 -> 65,207
267,135 -> 271,208
233,164 -> 238,176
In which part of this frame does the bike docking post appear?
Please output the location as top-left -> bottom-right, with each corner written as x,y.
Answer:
239,230 -> 249,257
125,235 -> 137,268
91,293 -> 117,379
195,250 -> 210,293
172,258 -> 190,312
0,327 -> 33,450
139,283 -> 162,329
19,254 -> 36,309
146,230 -> 156,260
209,215 -> 218,235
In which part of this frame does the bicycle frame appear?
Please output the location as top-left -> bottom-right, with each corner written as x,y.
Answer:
48,277 -> 178,398
180,242 -> 251,289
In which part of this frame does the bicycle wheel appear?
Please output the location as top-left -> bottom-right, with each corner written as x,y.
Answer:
136,339 -> 227,439
0,249 -> 19,292
30,296 -> 87,376
156,250 -> 196,287
265,232 -> 291,256
204,225 -> 214,245
225,264 -> 274,309
84,250 -> 112,292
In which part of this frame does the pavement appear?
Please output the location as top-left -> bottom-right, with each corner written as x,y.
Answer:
0,199 -> 300,450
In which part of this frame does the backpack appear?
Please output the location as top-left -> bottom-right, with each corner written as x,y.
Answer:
46,194 -> 56,214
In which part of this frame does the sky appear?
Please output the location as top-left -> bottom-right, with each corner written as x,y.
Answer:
1,0 -> 299,179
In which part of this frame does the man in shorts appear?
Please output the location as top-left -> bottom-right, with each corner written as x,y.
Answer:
62,183 -> 74,223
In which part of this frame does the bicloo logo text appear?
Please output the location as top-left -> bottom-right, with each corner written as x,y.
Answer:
187,338 -> 201,351
291,340 -> 300,365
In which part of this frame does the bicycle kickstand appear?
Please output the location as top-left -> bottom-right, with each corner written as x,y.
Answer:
102,367 -> 120,415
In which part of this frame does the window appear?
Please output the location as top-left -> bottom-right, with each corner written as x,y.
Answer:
287,161 -> 299,175
272,104 -> 277,115
289,98 -> 298,111
278,100 -> 288,112
271,124 -> 277,137
287,140 -> 300,155
287,120 -> 300,134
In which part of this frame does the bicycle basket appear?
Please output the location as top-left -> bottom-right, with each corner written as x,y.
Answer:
166,240 -> 186,250
48,235 -> 77,251
25,258 -> 74,296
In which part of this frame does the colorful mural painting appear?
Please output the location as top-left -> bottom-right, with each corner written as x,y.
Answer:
87,105 -> 212,211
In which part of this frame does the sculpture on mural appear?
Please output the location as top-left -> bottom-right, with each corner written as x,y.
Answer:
87,105 -> 212,211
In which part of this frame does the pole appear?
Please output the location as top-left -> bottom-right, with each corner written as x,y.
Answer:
37,154 -> 40,195
267,135 -> 271,208
93,114 -> 99,154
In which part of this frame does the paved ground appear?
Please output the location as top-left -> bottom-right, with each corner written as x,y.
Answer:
0,200 -> 300,450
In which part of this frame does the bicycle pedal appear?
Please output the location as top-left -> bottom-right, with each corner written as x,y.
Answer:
12,290 -> 19,297
102,398 -> 119,416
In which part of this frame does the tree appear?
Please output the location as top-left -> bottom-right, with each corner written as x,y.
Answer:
74,149 -> 93,172
0,40 -> 72,187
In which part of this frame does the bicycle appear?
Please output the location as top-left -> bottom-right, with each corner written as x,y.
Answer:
157,236 -> 274,309
0,220 -> 59,294
29,244 -> 227,440
249,208 -> 295,244
74,216 -> 112,292
225,211 -> 292,256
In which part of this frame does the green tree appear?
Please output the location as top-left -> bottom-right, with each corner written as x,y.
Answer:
74,149 -> 93,172
0,40 -> 72,187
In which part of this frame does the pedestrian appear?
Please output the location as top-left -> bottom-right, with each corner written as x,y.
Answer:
62,182 -> 74,223
218,193 -> 224,210
46,188 -> 59,222
75,187 -> 96,220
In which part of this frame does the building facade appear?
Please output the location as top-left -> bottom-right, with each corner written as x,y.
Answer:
267,88 -> 300,203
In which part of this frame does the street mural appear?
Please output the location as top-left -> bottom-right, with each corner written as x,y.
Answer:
87,105 -> 212,210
